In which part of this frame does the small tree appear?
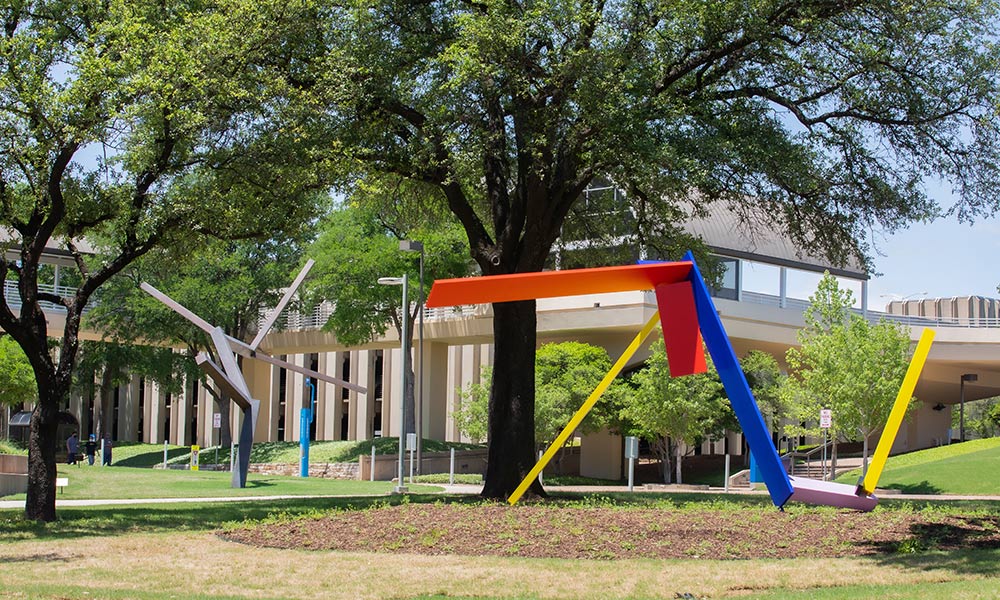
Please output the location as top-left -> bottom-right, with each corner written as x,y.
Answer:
308,202 -> 471,436
782,273 -> 913,473
621,334 -> 729,484
0,335 -> 36,411
454,342 -> 623,454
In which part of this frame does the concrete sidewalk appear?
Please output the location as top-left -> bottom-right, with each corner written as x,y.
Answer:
4,483 -> 999,510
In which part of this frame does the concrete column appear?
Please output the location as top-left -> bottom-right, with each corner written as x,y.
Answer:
445,345 -> 463,442
353,350 -> 375,440
118,377 -> 140,441
244,358 -> 278,442
285,354 -> 306,441
316,351 -> 347,441
779,266 -> 787,309
69,387 -> 87,435
383,348 -> 403,439
196,380 -> 213,448
422,342 -> 450,441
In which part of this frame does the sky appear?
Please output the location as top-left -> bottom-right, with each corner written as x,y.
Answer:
742,210 -> 1000,312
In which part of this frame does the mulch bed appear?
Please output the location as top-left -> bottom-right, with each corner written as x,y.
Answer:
220,503 -> 1000,560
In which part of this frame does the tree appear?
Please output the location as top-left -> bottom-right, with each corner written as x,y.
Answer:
307,201 -> 471,436
0,335 -> 35,409
453,342 -> 624,455
782,273 -> 913,473
0,1 -> 324,521
741,350 -> 786,433
86,234 -> 314,447
308,0 -> 1000,498
620,334 -> 728,484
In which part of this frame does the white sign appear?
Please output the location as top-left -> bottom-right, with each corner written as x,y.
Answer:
820,409 -> 832,429
213,413 -> 222,429
625,436 -> 639,459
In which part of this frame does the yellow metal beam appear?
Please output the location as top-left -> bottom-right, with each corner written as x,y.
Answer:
508,312 -> 661,505
859,328 -> 935,495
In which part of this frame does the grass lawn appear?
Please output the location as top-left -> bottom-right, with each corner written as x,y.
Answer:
0,464 -> 440,501
836,438 -> 1000,494
1,494 -> 998,599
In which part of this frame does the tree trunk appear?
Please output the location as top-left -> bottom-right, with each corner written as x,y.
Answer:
862,433 -> 869,477
25,379 -> 65,522
675,442 -> 683,485
659,437 -> 672,484
481,300 -> 545,500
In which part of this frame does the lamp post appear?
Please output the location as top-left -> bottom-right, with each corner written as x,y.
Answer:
399,240 -> 424,473
960,373 -> 978,442
378,274 -> 409,493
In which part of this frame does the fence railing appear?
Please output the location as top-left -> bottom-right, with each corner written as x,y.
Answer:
260,288 -> 1000,333
2,280 -> 76,313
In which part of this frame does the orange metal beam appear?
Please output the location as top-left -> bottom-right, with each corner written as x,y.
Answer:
425,261 -> 694,307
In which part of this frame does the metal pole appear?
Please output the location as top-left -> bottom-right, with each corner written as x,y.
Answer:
822,430 -> 827,480
162,439 -> 167,469
537,449 -> 544,486
960,377 -> 966,442
724,454 -> 730,492
417,247 -> 424,474
628,455 -> 635,492
395,274 -> 409,493
449,447 -> 455,485
370,444 -> 376,482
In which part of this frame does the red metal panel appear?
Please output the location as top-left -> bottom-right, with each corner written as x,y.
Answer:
654,281 -> 707,376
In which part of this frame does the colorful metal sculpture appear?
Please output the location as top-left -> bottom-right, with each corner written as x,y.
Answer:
427,253 -> 934,510
141,259 -> 366,488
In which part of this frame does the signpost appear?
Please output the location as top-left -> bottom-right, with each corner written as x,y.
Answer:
191,445 -> 200,471
820,409 -> 832,480
625,436 -> 639,492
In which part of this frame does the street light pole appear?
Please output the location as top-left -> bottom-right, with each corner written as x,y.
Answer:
400,240 -> 424,473
960,373 -> 978,442
378,274 -> 409,493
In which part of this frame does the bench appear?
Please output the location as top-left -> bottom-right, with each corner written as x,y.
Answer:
56,477 -> 68,494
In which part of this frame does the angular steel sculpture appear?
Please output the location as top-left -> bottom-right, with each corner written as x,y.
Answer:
141,259 -> 366,488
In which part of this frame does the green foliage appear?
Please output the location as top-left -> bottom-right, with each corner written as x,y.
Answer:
619,333 -> 731,483
740,350 -> 785,430
782,273 -> 913,449
954,397 -> 1000,439
453,367 -> 491,445
307,202 -> 472,347
0,336 -> 36,407
454,342 -> 624,448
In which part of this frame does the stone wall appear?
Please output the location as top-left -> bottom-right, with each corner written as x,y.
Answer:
0,454 -> 28,496
248,462 -> 360,479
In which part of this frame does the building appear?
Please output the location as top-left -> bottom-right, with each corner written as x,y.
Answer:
5,215 -> 1000,476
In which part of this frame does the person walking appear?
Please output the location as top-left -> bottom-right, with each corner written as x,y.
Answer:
84,434 -> 97,466
101,435 -> 113,466
66,432 -> 79,465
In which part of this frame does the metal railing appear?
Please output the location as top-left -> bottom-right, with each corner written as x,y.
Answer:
262,287 -> 1000,333
739,290 -> 1000,328
3,280 -> 75,313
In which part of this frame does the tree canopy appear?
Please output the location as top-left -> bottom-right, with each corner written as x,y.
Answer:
302,0 -> 1000,498
782,272 -> 914,468
621,334 -> 729,484
0,0 -> 325,521
0,335 -> 35,408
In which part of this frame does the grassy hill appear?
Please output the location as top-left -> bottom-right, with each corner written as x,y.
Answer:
111,438 -> 483,468
836,437 -> 1000,495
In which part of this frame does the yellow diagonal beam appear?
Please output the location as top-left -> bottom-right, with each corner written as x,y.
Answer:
859,328 -> 935,495
508,311 -> 661,505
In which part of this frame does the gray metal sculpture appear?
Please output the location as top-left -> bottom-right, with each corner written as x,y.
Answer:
141,259 -> 365,487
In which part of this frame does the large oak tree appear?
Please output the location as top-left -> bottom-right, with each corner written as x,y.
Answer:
307,0 -> 1000,499
0,1 -> 324,521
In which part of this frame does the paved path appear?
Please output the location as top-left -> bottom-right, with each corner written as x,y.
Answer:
4,483 -> 1000,510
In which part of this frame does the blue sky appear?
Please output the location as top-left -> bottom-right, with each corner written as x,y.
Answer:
742,212 -> 1000,312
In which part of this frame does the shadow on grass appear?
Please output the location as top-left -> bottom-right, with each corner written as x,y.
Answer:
881,480 -> 944,494
0,494 -> 482,542
115,447 -> 191,468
